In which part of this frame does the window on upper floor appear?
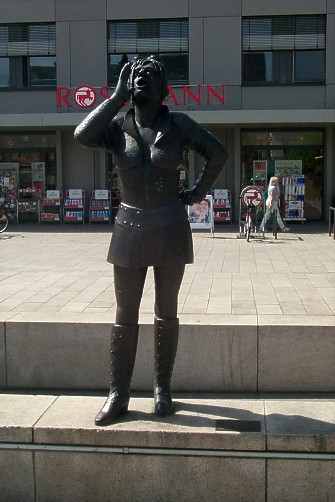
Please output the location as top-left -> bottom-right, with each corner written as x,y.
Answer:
107,19 -> 188,86
242,15 -> 326,86
0,23 -> 56,89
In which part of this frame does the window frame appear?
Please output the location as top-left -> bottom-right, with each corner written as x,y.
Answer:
0,22 -> 56,91
107,18 -> 189,87
242,15 -> 326,87
243,48 -> 326,86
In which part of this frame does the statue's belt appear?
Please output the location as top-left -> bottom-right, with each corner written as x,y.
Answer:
115,202 -> 187,230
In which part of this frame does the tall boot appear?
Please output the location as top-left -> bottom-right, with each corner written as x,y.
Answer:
153,317 -> 179,417
95,323 -> 139,426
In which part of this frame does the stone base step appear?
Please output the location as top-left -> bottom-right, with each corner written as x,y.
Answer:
1,317 -> 335,392
0,392 -> 334,502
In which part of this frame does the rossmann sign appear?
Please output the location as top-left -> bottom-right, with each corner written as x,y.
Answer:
56,84 -> 225,110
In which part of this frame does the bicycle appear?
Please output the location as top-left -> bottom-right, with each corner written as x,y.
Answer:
239,186 -> 264,242
0,198 -> 9,233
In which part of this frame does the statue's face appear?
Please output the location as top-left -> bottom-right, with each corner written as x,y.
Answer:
132,61 -> 162,103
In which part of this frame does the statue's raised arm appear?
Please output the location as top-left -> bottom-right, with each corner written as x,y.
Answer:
74,62 -> 131,150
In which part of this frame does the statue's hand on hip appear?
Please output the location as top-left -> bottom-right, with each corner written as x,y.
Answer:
114,62 -> 131,103
179,188 -> 203,206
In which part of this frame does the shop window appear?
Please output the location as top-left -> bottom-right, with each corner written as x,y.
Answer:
242,15 -> 326,85
107,19 -> 189,86
0,133 -> 57,191
0,23 -> 56,89
241,129 -> 324,220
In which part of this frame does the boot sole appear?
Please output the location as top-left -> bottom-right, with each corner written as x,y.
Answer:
95,405 -> 129,426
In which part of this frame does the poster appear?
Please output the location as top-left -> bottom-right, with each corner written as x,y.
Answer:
275,160 -> 302,176
253,160 -> 267,182
188,195 -> 214,235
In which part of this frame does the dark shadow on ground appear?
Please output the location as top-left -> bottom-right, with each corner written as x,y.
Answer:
3,221 -> 328,235
5,223 -> 114,234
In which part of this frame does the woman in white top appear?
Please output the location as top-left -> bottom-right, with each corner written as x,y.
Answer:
260,176 -> 289,232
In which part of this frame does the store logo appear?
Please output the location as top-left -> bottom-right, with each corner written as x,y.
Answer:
57,84 -> 225,109
74,86 -> 97,108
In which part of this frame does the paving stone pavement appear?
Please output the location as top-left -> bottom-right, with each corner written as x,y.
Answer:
0,224 -> 334,320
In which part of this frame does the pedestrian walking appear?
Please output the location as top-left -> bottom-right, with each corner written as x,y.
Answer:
260,176 -> 289,232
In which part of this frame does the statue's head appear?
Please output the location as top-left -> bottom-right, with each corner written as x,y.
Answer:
129,55 -> 168,105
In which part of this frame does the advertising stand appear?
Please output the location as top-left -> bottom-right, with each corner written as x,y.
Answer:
188,195 -> 214,237
89,190 -> 111,223
63,189 -> 85,224
40,190 -> 62,223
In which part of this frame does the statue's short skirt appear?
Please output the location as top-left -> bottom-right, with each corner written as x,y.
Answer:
107,200 -> 194,268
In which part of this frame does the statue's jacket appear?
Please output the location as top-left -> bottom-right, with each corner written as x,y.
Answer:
75,99 -> 227,268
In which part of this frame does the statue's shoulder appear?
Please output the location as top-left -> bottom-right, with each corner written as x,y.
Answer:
170,111 -> 198,133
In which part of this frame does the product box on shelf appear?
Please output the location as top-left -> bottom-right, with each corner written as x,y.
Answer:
40,190 -> 62,223
89,190 -> 111,223
18,200 -> 40,223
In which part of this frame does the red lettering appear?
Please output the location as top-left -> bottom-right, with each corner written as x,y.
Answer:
56,86 -> 71,107
55,83 -> 226,109
167,85 -> 180,106
207,85 -> 225,104
182,85 -> 201,105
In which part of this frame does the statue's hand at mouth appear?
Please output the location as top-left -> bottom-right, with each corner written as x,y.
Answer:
114,62 -> 131,103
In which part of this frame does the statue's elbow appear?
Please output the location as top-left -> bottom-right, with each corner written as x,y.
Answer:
74,125 -> 84,144
74,125 -> 95,149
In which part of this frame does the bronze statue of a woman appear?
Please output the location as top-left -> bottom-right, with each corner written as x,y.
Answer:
74,56 -> 227,425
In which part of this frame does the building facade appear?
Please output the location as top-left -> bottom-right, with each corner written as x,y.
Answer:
0,0 -> 335,221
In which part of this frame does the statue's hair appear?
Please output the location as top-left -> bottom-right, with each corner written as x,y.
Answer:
129,54 -> 168,101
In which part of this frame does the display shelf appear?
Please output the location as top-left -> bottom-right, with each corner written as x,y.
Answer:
63,189 -> 85,224
0,162 -> 19,223
18,200 -> 40,223
213,189 -> 232,223
40,190 -> 62,223
17,162 -> 45,223
89,190 -> 111,223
